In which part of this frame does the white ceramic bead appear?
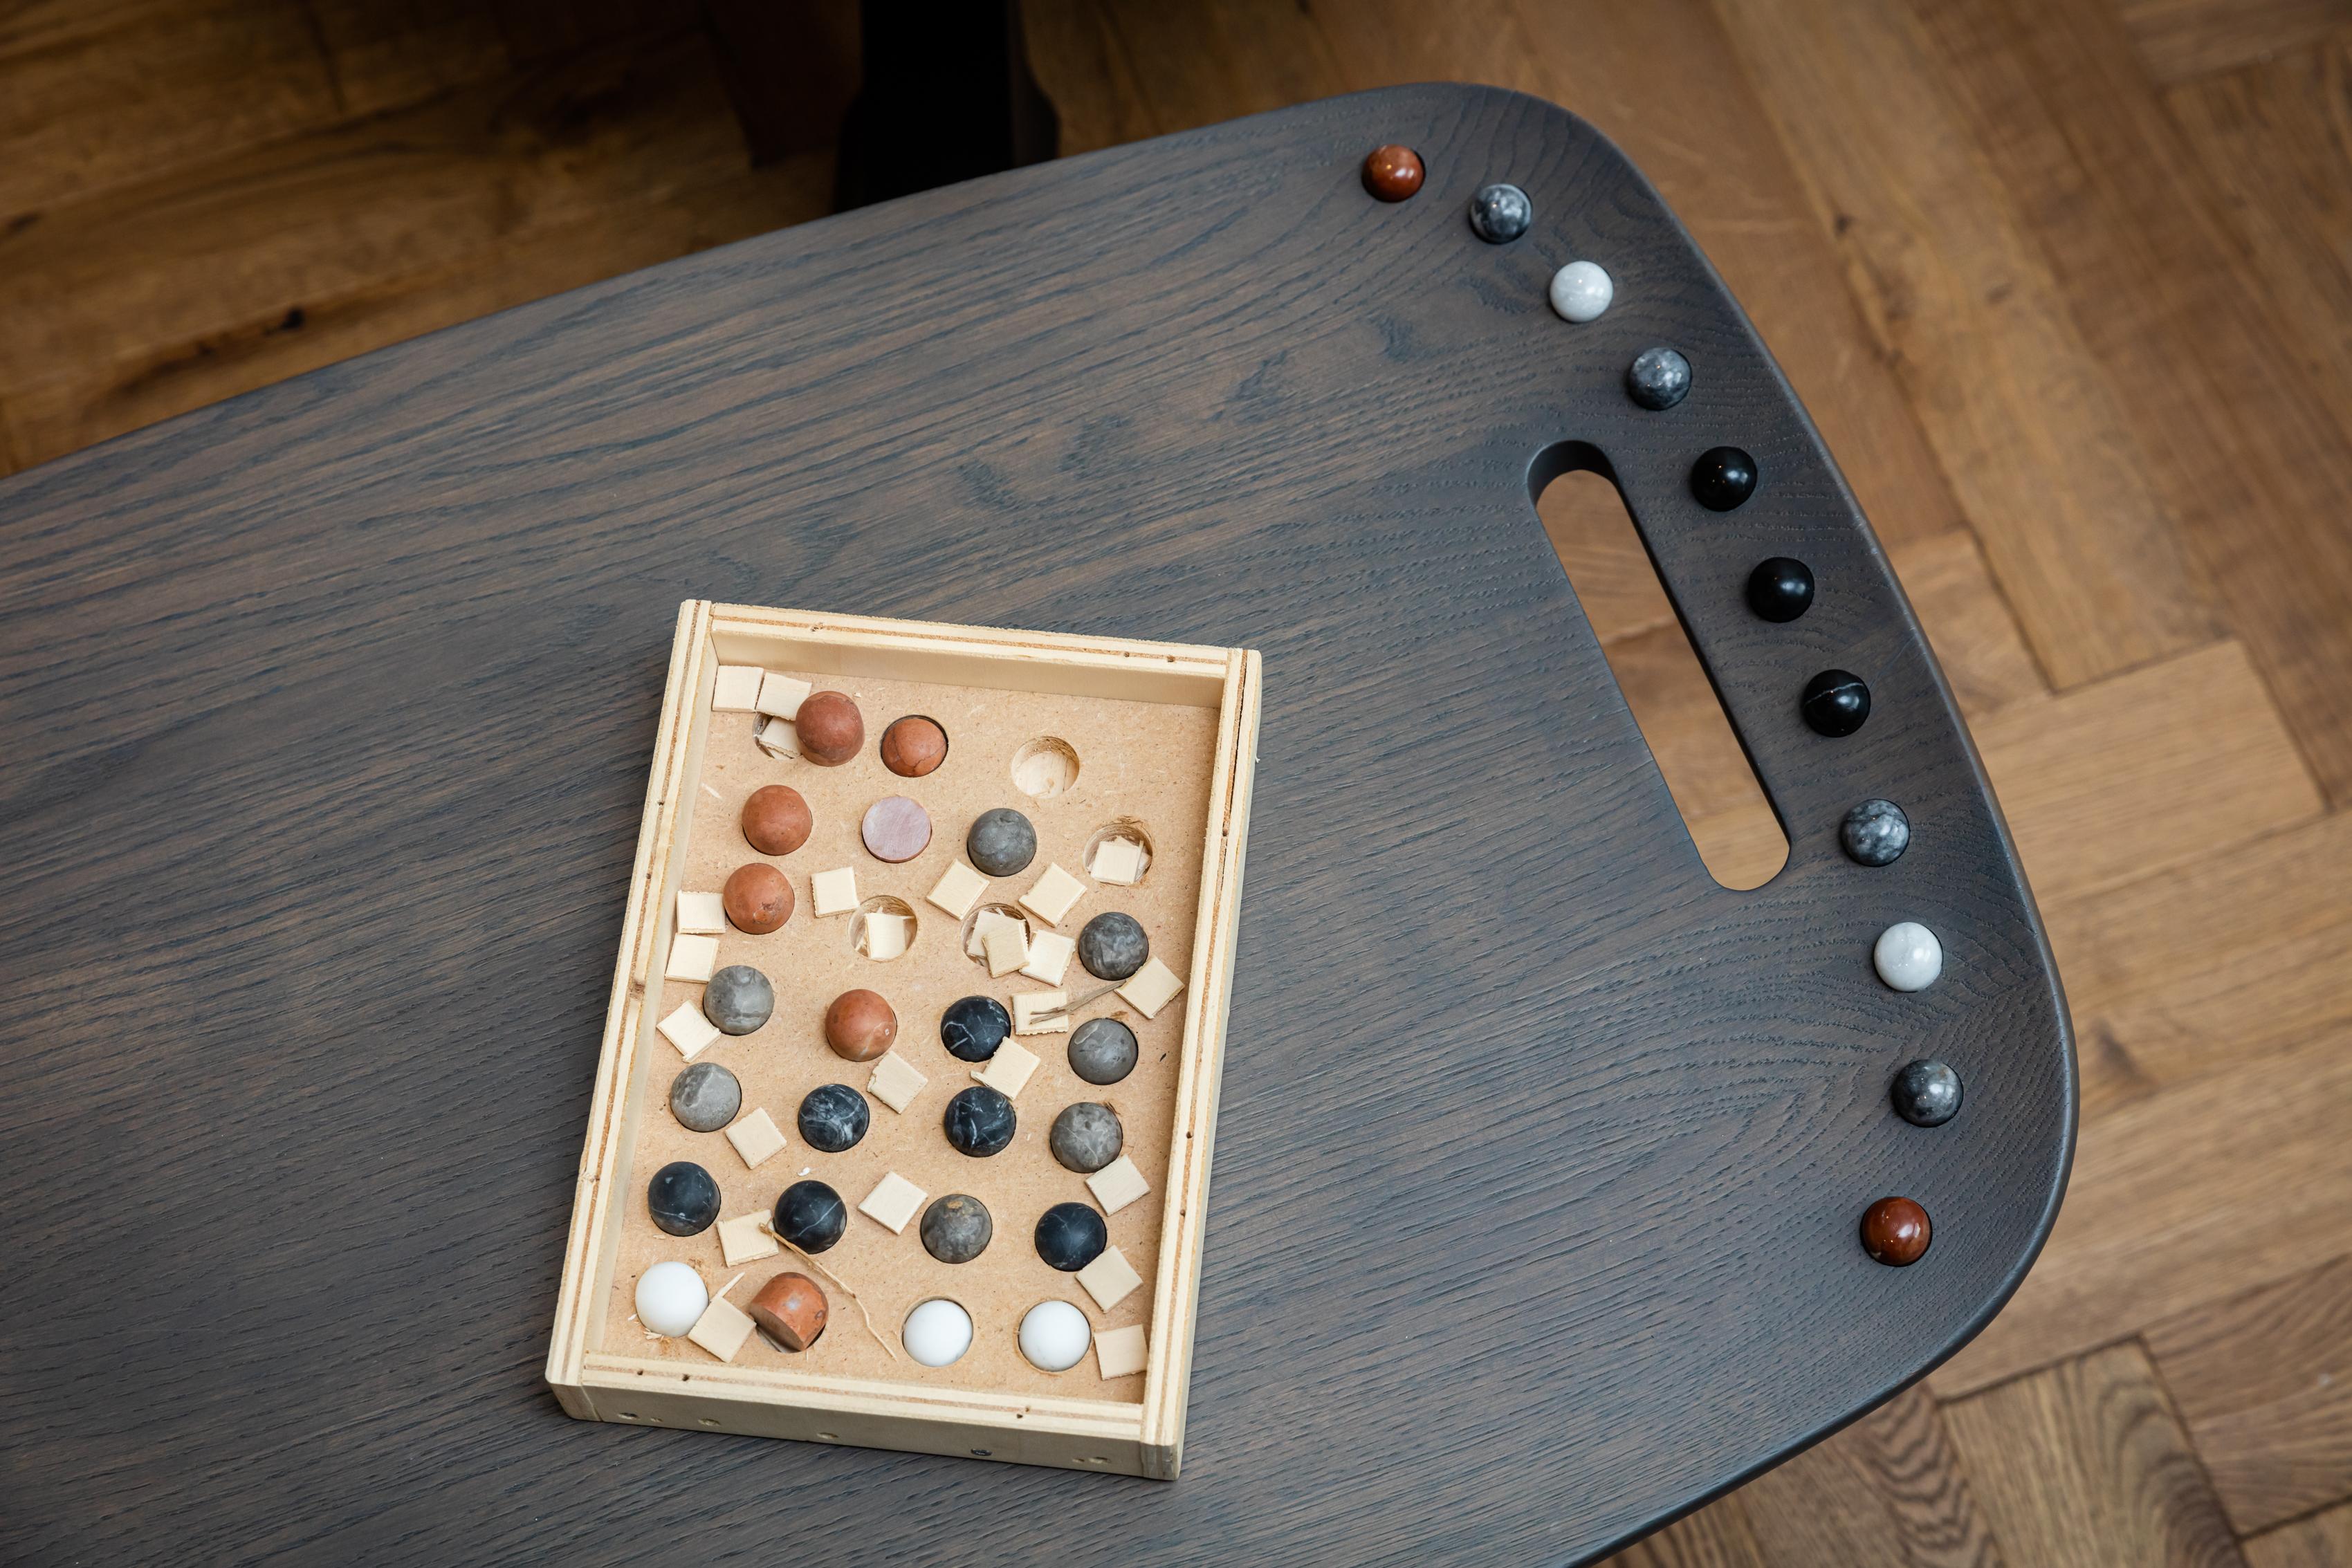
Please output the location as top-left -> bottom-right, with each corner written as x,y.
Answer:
903,1298 -> 973,1367
1548,260 -> 1614,322
1874,922 -> 1942,991
1019,1300 -> 1094,1372
634,1260 -> 708,1337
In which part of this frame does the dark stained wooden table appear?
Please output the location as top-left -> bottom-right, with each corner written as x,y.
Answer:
0,85 -> 2072,1565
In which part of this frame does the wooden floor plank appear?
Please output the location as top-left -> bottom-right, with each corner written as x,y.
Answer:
304,0 -> 515,118
1737,1387 -> 2008,1567
2041,811 -> 2352,1118
2116,0 -> 2352,84
0,0 -> 341,221
1943,1344 -> 2245,1568
1933,1027 -> 2352,1397
2146,1255 -> 2352,1534
1093,0 -> 1350,135
1598,1497 -> 1770,1568
1911,0 -> 2352,806
1705,0 -> 2221,692
2246,1502 -> 2352,1568
1893,528 -> 2050,723
1022,0 -> 1163,155
1969,640 -> 2320,903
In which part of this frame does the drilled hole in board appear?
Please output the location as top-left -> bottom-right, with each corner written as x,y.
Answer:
1011,737 -> 1080,798
1535,456 -> 1788,890
1082,820 -> 1155,886
957,901 -> 1034,969
851,896 -> 917,961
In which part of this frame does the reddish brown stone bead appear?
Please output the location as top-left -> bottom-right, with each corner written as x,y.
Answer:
795,690 -> 865,766
748,1271 -> 828,1352
881,714 -> 948,778
1361,145 -> 1424,202
1860,1197 -> 1931,1266
824,988 -> 898,1062
722,862 -> 793,934
740,784 -> 811,856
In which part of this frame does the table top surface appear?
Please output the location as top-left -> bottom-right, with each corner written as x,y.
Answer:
0,84 -> 2073,1566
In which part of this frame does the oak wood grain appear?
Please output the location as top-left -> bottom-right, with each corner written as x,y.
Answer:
2117,0 -> 2352,83
2247,1502 -> 2352,1568
1738,1385 -> 2008,1568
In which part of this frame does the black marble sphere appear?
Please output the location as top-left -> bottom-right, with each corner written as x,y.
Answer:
1050,1103 -> 1124,1174
702,964 -> 774,1035
1069,1017 -> 1139,1086
647,1161 -> 719,1237
1841,799 -> 1911,866
1035,1201 -> 1109,1272
944,1085 -> 1017,1157
1801,670 -> 1872,737
669,1062 -> 741,1133
940,995 -> 1011,1062
1466,182 -> 1532,243
1690,445 -> 1758,510
966,808 -> 1037,877
1626,347 -> 1691,411
920,1194 -> 993,1264
797,1083 -> 870,1153
774,1179 -> 847,1253
1891,1060 -> 1963,1127
1745,557 -> 1814,622
1076,911 -> 1150,981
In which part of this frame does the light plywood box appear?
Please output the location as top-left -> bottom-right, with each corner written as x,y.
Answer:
546,602 -> 1261,1478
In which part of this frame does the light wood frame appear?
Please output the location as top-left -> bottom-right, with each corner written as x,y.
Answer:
545,601 -> 1262,1478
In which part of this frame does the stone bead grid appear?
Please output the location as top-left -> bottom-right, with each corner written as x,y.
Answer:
644,670 -> 1180,1376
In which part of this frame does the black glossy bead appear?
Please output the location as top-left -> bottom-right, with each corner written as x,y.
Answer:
944,1085 -> 1017,1157
966,808 -> 1037,877
1745,557 -> 1814,622
1034,1201 -> 1108,1272
920,1194 -> 993,1264
1069,1017 -> 1139,1085
1690,445 -> 1758,510
647,1160 -> 719,1237
1466,182 -> 1532,243
1050,1103 -> 1124,1174
940,995 -> 1011,1062
1801,670 -> 1871,737
1626,347 -> 1691,411
1076,911 -> 1150,981
1891,1059 -> 1963,1127
1841,798 -> 1911,866
797,1082 -> 870,1153
773,1179 -> 847,1253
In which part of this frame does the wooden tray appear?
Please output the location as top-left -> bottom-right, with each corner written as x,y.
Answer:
545,601 -> 1260,1477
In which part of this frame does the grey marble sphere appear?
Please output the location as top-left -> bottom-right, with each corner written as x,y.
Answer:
1050,1103 -> 1123,1174
966,808 -> 1037,878
1891,1059 -> 1963,1127
1467,181 -> 1532,243
1841,798 -> 1911,867
669,1062 -> 741,1132
1077,911 -> 1150,981
702,963 -> 773,1035
920,1194 -> 993,1264
1068,1017 -> 1139,1085
1626,347 -> 1692,411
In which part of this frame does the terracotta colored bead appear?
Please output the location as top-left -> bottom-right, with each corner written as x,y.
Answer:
740,784 -> 811,856
722,862 -> 793,933
795,690 -> 865,766
1361,144 -> 1424,202
861,795 -> 933,863
1861,1197 -> 1931,1266
881,715 -> 948,778
824,988 -> 897,1062
748,1271 -> 828,1351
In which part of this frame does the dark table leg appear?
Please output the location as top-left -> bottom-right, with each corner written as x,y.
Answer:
832,0 -> 1058,209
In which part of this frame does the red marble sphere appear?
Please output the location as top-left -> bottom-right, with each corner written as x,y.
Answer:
740,784 -> 811,856
1361,144 -> 1425,202
722,863 -> 793,934
824,988 -> 898,1062
1860,1196 -> 1931,1266
881,715 -> 948,778
748,1271 -> 828,1351
796,690 -> 865,766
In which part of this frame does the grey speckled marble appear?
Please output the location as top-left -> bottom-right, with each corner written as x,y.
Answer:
1891,1059 -> 1962,1127
921,1194 -> 993,1263
1068,1017 -> 1138,1085
1050,1103 -> 1123,1173
1467,182 -> 1531,243
1626,346 -> 1691,410
1841,798 -> 1910,866
1077,911 -> 1149,981
966,808 -> 1036,877
703,964 -> 774,1034
669,1062 -> 740,1132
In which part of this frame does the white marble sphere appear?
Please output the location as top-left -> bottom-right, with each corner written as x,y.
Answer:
634,1261 -> 708,1337
1548,260 -> 1614,322
1019,1300 -> 1094,1372
1874,922 -> 1943,991
903,1298 -> 974,1367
